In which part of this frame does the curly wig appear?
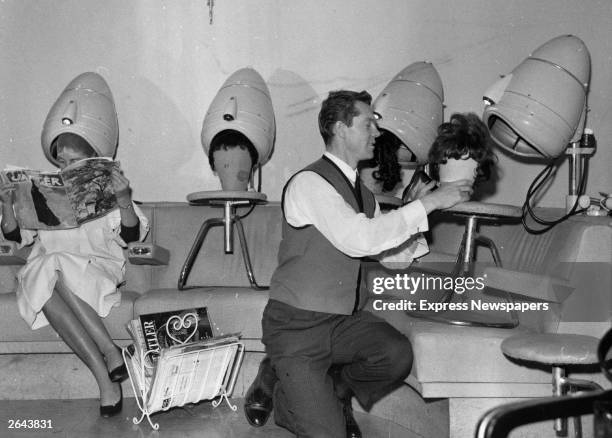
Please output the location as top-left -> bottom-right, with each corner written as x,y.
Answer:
357,130 -> 403,193
428,112 -> 497,183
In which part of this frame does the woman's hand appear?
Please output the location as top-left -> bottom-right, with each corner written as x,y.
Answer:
0,181 -> 19,235
111,168 -> 132,206
111,168 -> 139,228
0,182 -> 15,204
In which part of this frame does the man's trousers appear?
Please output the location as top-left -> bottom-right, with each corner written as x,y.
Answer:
262,299 -> 413,437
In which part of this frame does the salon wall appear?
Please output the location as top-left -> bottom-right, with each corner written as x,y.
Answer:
1,0 -> 611,206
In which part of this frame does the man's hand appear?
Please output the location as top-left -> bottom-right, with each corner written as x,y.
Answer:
419,179 -> 473,214
402,179 -> 437,204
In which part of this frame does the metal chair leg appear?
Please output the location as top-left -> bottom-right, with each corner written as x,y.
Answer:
178,217 -> 224,290
476,234 -> 503,267
234,217 -> 269,290
177,214 -> 269,291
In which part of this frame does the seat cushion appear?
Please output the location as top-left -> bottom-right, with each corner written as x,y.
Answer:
501,333 -> 600,365
0,290 -> 137,344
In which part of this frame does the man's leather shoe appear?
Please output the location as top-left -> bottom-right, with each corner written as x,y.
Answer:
341,397 -> 362,438
244,357 -> 277,427
329,365 -> 362,437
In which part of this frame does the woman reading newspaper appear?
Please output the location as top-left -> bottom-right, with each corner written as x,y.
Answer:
0,72 -> 149,418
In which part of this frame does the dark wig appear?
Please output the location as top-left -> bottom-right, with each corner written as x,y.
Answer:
357,130 -> 403,193
208,130 -> 258,171
428,112 -> 496,183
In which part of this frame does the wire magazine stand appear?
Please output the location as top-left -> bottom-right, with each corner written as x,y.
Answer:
122,314 -> 245,430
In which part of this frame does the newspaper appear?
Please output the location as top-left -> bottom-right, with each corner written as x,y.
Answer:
146,338 -> 240,412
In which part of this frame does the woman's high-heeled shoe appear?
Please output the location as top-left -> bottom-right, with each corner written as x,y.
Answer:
108,346 -> 128,383
108,363 -> 128,383
100,385 -> 123,418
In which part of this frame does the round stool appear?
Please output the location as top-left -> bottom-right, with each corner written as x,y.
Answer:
408,201 -> 522,328
501,333 -> 603,437
178,190 -> 268,290
445,201 -> 523,277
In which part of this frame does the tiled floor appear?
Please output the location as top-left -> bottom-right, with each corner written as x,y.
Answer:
0,398 -> 417,438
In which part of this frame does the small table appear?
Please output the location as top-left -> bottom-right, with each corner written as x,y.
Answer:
178,190 -> 268,290
408,201 -> 522,328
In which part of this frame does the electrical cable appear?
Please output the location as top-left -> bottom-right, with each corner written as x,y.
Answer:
521,152 -> 588,234
237,165 -> 261,220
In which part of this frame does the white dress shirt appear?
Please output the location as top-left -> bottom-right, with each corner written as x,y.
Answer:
284,152 -> 429,265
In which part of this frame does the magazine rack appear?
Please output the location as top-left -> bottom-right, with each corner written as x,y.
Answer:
123,315 -> 245,430
178,190 -> 268,290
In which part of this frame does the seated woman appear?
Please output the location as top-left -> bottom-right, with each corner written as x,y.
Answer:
0,72 -> 148,418
0,133 -> 148,418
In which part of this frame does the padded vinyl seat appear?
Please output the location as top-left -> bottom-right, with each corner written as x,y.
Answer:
501,333 -> 600,365
446,201 -> 523,219
500,333 -> 602,437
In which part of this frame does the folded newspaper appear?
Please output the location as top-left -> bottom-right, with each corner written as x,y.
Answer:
1,158 -> 120,230
147,335 -> 242,412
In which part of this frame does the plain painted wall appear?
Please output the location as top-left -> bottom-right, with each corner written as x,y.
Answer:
1,0 -> 611,206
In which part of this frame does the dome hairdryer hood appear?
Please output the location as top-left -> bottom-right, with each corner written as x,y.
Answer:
41,72 -> 118,166
201,67 -> 276,167
483,35 -> 591,159
373,62 -> 444,165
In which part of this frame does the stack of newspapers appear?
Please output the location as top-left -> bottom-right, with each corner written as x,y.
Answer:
123,307 -> 244,428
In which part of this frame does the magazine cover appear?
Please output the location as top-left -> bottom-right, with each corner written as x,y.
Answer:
139,307 -> 214,361
1,158 -> 119,230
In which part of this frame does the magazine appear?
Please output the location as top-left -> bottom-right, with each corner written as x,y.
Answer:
123,308 -> 244,422
139,307 -> 215,363
1,158 -> 120,230
126,320 -> 155,384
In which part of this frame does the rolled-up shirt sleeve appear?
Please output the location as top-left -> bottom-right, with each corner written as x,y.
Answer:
284,171 -> 429,258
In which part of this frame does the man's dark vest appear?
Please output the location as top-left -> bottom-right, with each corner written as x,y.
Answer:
268,156 -> 376,315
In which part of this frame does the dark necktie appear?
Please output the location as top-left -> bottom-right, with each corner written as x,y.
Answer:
353,172 -> 364,314
354,172 -> 364,212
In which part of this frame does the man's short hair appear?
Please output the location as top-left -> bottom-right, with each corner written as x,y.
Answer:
318,90 -> 372,145
208,130 -> 259,171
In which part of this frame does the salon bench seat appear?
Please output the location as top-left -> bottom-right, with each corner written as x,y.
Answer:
0,202 -> 609,437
